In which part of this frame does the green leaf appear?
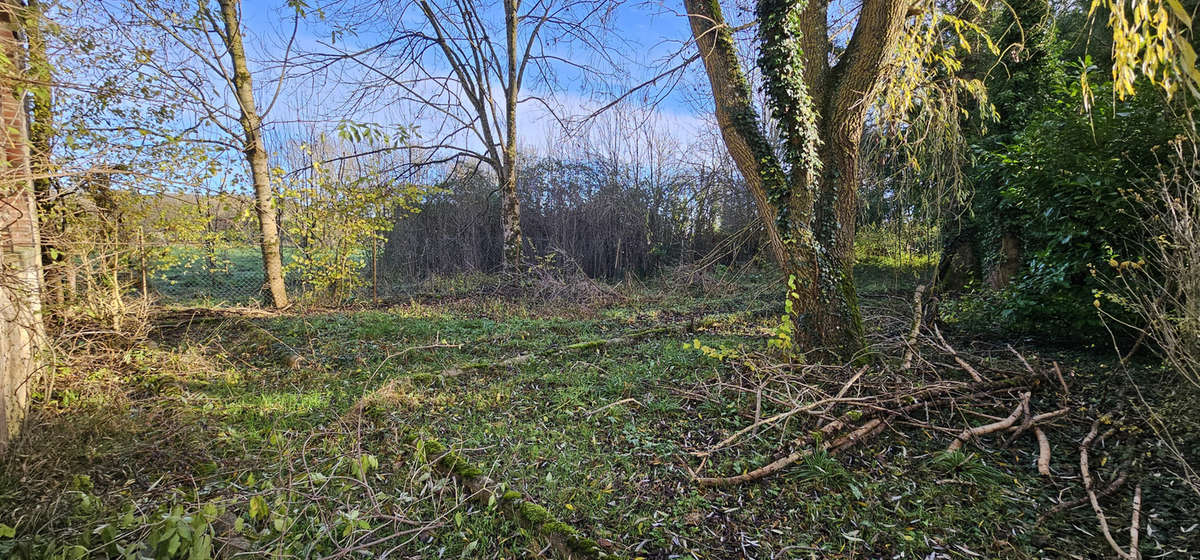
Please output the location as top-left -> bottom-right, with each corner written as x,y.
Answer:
0,523 -> 14,538
249,495 -> 268,521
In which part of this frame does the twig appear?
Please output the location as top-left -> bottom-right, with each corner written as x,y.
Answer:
1128,484 -> 1137,558
1008,407 -> 1070,442
834,365 -> 870,400
1038,470 -> 1128,523
1025,408 -> 1070,425
696,396 -> 953,487
827,418 -> 886,453
1052,361 -> 1070,395
697,394 -> 869,456
1081,419 -> 1138,560
396,343 -> 462,356
585,398 -> 643,417
901,284 -> 926,371
1130,484 -> 1142,560
695,448 -> 812,487
1007,344 -> 1036,376
933,324 -> 986,382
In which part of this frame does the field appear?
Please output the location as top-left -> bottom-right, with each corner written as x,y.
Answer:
2,266 -> 1197,559
147,246 -> 279,305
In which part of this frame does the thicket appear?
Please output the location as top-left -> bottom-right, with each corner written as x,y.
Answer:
937,0 -> 1197,341
381,145 -> 760,283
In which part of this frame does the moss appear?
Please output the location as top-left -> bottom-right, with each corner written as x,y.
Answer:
407,439 -> 614,557
516,501 -> 552,525
539,520 -> 578,537
511,500 -> 616,557
440,454 -> 484,478
414,437 -> 486,479
361,403 -> 387,420
565,536 -> 602,554
419,438 -> 446,456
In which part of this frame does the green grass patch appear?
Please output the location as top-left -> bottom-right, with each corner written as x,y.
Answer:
2,269 -> 1195,559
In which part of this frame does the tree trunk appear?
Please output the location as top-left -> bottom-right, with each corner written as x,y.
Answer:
986,231 -> 1022,289
937,0 -> 1051,295
500,164 -> 521,271
217,0 -> 288,308
23,0 -> 61,305
686,0 -> 905,359
501,0 -> 523,271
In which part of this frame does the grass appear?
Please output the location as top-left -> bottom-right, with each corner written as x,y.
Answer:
148,246 -> 318,305
148,245 -> 274,304
2,266 -> 1197,559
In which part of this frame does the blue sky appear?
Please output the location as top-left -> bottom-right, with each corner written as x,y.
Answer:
234,0 -> 713,155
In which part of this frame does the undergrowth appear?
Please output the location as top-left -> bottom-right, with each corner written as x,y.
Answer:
1,272 -> 1196,559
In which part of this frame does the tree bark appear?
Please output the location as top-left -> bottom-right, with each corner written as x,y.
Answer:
685,0 -> 905,358
501,0 -> 523,271
217,0 -> 288,308
23,0 -> 62,305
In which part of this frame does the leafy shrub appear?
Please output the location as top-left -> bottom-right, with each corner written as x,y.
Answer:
965,63 -> 1183,336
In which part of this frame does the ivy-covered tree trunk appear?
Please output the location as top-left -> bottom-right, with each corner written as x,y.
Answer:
685,0 -> 905,359
24,0 -> 62,305
217,0 -> 288,308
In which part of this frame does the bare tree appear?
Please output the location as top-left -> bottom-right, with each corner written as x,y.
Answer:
101,0 -> 296,308
309,0 -> 623,271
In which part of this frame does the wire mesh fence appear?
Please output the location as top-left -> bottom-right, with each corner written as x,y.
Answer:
45,239 -> 389,308
147,244 -> 284,304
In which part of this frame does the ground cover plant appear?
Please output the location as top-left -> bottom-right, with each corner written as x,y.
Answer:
3,264 -> 1196,559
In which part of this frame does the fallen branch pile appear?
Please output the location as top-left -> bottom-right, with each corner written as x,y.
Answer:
685,320 -> 1076,488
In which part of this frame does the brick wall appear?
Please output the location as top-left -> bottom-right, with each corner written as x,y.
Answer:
0,1 -> 43,449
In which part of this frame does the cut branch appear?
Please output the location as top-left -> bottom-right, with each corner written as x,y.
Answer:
946,392 -> 1028,452
1035,427 -> 1051,475
1081,419 -> 1139,560
933,324 -> 986,382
